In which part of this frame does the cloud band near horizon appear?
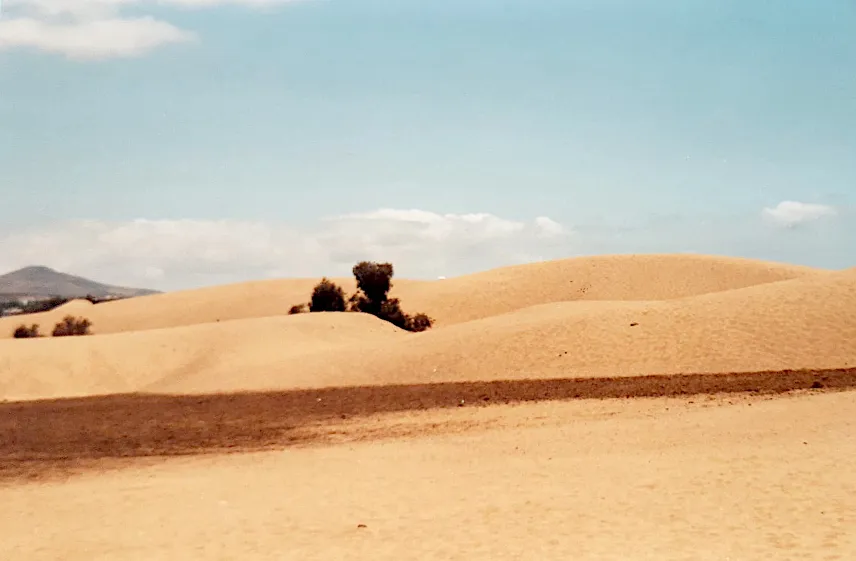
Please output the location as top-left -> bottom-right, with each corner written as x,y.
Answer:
0,203 -> 845,291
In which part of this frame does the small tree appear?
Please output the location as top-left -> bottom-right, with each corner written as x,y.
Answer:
348,261 -> 434,332
13,324 -> 41,339
288,304 -> 308,315
350,261 -> 394,315
52,316 -> 92,337
309,278 -> 347,312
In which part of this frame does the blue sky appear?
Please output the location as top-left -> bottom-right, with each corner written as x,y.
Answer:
0,0 -> 854,289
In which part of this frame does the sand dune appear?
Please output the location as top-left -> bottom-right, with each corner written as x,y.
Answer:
0,254 -> 822,339
0,277 -> 366,338
1,260 -> 852,401
0,312 -> 402,401
403,253 -> 826,325
152,268 -> 856,395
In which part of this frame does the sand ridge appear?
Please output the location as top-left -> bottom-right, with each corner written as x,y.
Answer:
400,252 -> 827,325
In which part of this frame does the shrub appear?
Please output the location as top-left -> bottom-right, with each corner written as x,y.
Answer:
52,316 -> 92,337
378,298 -> 409,329
291,261 -> 434,332
288,304 -> 308,315
348,262 -> 433,331
309,278 -> 347,312
13,324 -> 41,339
351,261 -> 394,315
406,312 -> 434,333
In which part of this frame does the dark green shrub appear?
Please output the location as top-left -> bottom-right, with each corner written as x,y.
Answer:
405,312 -> 434,333
291,261 -> 434,332
13,324 -> 41,339
309,278 -> 347,312
347,261 -> 433,331
378,298 -> 409,329
52,316 -> 92,337
351,261 -> 394,315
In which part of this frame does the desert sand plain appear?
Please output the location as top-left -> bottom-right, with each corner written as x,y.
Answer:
1,253 -> 855,560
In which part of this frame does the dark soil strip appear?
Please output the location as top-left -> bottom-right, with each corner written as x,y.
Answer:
1,367 -> 855,482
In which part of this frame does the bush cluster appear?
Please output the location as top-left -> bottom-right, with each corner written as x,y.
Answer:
11,315 -> 92,339
52,316 -> 93,337
13,324 -> 41,339
1,294 -> 129,317
290,261 -> 434,332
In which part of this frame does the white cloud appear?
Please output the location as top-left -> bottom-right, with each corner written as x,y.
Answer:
0,210 -> 574,290
0,0 -> 302,59
761,201 -> 838,228
0,17 -> 194,60
534,216 -> 565,237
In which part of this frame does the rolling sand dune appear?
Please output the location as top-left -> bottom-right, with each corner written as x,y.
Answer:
0,254 -> 823,338
151,268 -> 856,395
403,253 -> 827,325
1,261 -> 852,401
0,277 -> 367,338
0,312 -> 402,401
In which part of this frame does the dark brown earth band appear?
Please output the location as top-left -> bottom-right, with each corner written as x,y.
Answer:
2,367 -> 855,482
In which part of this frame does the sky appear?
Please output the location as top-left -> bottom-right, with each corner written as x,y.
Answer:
0,0 -> 854,290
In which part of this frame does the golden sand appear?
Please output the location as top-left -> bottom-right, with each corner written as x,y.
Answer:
0,255 -> 852,400
1,254 -> 854,560
2,391 -> 854,560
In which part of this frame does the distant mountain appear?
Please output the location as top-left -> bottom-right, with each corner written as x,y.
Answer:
0,266 -> 159,300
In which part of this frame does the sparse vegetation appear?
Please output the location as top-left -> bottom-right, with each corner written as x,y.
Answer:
349,261 -> 394,316
1,294 -> 134,319
288,304 -> 308,315
405,312 -> 434,333
0,296 -> 69,315
51,316 -> 92,337
12,324 -> 41,339
309,278 -> 347,312
291,261 -> 434,332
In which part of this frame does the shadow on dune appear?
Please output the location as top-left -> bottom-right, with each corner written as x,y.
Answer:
2,367 -> 855,482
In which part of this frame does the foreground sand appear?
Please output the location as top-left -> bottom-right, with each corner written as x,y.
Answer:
2,390 -> 854,560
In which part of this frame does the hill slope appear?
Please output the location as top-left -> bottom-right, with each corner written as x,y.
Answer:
0,266 -> 158,299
